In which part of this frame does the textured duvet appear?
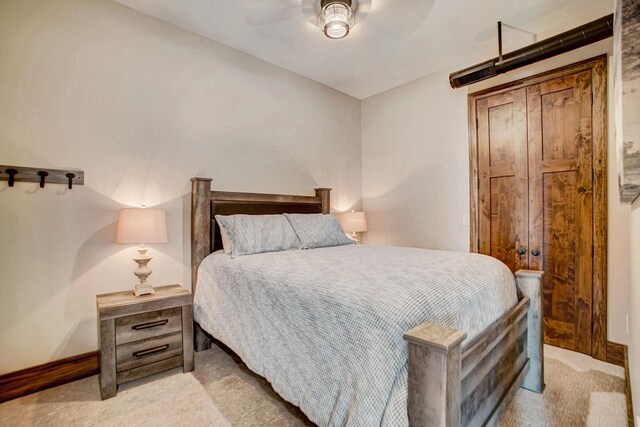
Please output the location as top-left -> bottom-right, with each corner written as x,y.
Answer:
193,244 -> 517,427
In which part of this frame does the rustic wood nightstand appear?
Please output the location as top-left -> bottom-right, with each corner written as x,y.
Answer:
96,285 -> 194,399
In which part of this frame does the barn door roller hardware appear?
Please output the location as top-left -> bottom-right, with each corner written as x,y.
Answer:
449,14 -> 613,88
0,165 -> 84,189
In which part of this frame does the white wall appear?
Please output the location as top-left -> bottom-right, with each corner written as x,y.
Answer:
361,69 -> 470,250
362,39 -> 631,346
0,0 -> 361,373
630,199 -> 640,422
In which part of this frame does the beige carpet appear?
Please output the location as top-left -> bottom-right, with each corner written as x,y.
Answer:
0,344 -> 626,426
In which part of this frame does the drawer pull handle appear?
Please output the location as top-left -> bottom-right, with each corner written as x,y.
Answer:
132,319 -> 168,330
133,344 -> 169,358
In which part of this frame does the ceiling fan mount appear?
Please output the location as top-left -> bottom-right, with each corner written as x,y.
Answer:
320,0 -> 352,7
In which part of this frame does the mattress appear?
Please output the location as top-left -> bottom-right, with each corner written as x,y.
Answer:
193,244 -> 518,427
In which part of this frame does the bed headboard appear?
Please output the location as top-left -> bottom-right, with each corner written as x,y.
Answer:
190,177 -> 331,293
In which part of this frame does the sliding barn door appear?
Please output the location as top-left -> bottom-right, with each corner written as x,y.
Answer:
527,71 -> 594,354
473,62 -> 602,356
476,88 -> 529,273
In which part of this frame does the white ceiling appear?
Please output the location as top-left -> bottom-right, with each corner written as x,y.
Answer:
114,0 -> 614,99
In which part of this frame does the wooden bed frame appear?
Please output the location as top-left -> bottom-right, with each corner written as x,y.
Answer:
190,177 -> 544,427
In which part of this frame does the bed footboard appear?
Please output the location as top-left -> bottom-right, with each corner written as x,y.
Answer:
403,269 -> 544,427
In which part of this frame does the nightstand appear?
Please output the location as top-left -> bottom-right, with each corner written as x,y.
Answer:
96,285 -> 194,399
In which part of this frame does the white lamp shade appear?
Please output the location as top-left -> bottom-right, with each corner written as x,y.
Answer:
336,211 -> 367,233
116,208 -> 168,244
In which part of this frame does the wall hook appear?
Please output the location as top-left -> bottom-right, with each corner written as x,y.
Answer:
1,165 -> 84,188
37,171 -> 49,188
6,169 -> 18,187
65,172 -> 76,189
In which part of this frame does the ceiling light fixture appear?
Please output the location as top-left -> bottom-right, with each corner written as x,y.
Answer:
318,0 -> 355,40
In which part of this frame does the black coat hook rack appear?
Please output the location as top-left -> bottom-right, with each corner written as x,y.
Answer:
0,165 -> 84,189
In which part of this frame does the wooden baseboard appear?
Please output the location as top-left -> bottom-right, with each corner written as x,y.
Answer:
0,351 -> 99,403
624,346 -> 634,427
605,341 -> 633,426
606,340 -> 625,367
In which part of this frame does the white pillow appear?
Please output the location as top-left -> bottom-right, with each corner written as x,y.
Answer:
215,214 -> 302,257
284,213 -> 355,249
218,222 -> 234,254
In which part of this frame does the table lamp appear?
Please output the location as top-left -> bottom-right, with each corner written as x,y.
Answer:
116,208 -> 168,296
336,210 -> 367,242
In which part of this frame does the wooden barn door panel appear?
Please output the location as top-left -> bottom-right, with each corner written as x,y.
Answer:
470,57 -> 607,359
527,71 -> 594,354
477,89 -> 529,273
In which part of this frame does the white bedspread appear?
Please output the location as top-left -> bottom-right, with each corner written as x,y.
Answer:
194,244 -> 517,427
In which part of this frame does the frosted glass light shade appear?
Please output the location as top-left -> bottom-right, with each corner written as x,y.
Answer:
336,211 -> 367,233
116,208 -> 168,244
318,1 -> 355,39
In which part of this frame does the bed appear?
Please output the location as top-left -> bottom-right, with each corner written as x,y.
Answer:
190,177 -> 544,427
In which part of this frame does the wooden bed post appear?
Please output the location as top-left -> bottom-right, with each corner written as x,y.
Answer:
191,177 -> 213,352
191,177 -> 212,291
314,188 -> 331,214
515,270 -> 545,393
404,323 -> 467,427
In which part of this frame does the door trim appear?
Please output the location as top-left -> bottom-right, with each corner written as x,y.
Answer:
467,55 -> 608,361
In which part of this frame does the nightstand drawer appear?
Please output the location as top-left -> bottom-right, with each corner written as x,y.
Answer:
115,307 -> 182,345
116,356 -> 184,385
116,331 -> 183,372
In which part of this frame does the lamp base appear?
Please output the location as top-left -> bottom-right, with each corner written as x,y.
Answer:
132,245 -> 156,297
133,283 -> 156,297
347,232 -> 360,244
